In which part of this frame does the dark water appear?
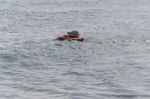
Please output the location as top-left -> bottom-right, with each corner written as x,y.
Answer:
0,0 -> 150,99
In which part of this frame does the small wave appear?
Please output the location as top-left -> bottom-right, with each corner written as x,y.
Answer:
0,54 -> 19,63
62,71 -> 85,76
96,93 -> 150,98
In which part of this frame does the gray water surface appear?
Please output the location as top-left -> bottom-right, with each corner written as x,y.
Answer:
0,0 -> 150,99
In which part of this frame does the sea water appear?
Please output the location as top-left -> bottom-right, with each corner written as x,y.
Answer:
0,0 -> 150,99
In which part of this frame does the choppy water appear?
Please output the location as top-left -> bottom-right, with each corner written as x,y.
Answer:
0,0 -> 150,99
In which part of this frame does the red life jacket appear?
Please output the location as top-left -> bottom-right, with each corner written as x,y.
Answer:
56,35 -> 84,42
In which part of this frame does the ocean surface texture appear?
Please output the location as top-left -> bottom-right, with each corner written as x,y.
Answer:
0,0 -> 150,99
